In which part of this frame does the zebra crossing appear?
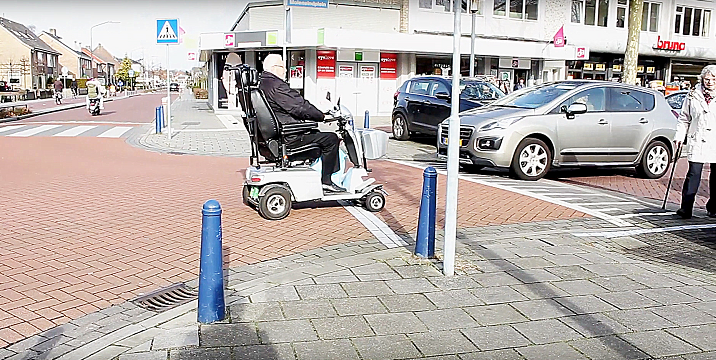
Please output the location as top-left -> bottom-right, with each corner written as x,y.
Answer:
0,124 -> 135,138
391,159 -> 666,228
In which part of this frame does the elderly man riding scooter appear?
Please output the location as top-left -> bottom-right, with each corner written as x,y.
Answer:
259,54 -> 344,193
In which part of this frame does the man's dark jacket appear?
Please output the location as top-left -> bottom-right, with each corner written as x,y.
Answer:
259,71 -> 324,125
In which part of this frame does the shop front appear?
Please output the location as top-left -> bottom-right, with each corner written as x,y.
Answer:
567,52 -> 669,86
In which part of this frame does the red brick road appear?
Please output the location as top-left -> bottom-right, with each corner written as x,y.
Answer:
0,136 -> 589,347
556,158 -> 711,209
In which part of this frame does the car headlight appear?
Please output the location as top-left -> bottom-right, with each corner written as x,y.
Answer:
478,117 -> 522,132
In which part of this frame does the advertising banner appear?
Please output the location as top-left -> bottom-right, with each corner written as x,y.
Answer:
380,53 -> 397,79
317,50 -> 336,78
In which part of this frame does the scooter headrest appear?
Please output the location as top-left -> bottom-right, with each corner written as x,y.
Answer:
238,64 -> 259,87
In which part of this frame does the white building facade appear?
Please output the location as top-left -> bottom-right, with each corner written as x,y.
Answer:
199,0 -> 716,116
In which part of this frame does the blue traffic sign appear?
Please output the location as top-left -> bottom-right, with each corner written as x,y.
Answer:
156,19 -> 179,44
287,0 -> 328,8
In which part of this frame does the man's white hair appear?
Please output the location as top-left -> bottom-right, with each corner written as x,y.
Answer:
263,54 -> 283,71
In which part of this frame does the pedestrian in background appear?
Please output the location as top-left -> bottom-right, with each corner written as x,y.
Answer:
674,65 -> 716,219
71,80 -> 78,98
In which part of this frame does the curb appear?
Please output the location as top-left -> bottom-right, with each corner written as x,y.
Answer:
0,93 -> 143,124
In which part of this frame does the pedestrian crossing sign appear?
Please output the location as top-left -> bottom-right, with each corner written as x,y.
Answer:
156,19 -> 179,44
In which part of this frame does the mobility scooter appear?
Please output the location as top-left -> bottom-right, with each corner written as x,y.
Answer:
237,65 -> 388,220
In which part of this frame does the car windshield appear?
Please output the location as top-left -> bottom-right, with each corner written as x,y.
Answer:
459,81 -> 504,100
492,82 -> 582,109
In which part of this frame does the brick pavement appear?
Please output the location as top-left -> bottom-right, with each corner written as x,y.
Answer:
0,134 -> 588,348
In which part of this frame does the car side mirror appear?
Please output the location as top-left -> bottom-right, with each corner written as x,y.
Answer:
565,102 -> 587,119
435,91 -> 450,101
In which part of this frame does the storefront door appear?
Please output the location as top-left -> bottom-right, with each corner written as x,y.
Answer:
336,62 -> 379,120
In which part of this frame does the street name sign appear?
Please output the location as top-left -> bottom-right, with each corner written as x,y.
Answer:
157,19 -> 179,44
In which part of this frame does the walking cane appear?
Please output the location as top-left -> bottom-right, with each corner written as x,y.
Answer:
662,141 -> 684,209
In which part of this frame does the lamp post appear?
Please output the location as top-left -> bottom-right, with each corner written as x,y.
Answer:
469,0 -> 479,78
90,21 -> 119,53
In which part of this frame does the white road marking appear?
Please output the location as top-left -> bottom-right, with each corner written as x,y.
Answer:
389,159 -> 633,227
53,125 -> 97,137
573,224 -> 716,238
615,212 -> 677,219
575,202 -> 638,206
97,126 -> 132,138
7,125 -> 61,137
0,125 -> 25,134
340,201 -> 407,249
178,128 -> 244,133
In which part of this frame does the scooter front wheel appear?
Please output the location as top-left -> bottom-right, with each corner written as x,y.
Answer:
363,191 -> 385,212
258,185 -> 292,220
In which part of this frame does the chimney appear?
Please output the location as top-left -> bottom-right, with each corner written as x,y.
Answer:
49,28 -> 56,36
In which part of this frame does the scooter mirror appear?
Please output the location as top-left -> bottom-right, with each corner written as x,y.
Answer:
326,92 -> 331,101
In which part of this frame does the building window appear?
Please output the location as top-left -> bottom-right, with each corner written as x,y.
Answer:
641,2 -> 659,32
419,0 -> 432,9
435,0 -> 466,12
572,0 -> 582,23
676,5 -> 711,37
616,0 -> 626,27
495,0 -> 537,19
580,0 -> 607,26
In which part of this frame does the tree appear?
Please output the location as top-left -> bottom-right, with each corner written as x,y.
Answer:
623,0 -> 644,85
115,57 -> 134,84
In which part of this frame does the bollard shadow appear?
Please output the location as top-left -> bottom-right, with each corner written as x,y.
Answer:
192,319 -> 283,359
457,232 -> 650,359
223,245 -> 232,289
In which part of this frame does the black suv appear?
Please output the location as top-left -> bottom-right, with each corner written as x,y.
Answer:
170,82 -> 180,92
392,76 -> 504,140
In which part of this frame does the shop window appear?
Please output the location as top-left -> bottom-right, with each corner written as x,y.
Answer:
495,0 -> 537,19
640,2 -> 659,32
581,0 -> 607,27
420,0 -> 432,9
571,0 -> 583,23
435,0 -> 467,12
616,0 -> 626,27
676,6 -> 711,37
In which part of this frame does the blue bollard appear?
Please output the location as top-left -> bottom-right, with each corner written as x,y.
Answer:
197,200 -> 226,324
155,107 -> 162,134
159,105 -> 165,128
364,110 -> 370,129
415,167 -> 437,258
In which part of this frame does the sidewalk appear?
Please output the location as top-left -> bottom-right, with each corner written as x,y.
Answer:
4,216 -> 716,360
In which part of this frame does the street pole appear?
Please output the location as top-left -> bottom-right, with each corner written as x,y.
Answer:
167,44 -> 171,138
283,0 -> 289,71
444,0 -> 461,276
469,3 -> 476,78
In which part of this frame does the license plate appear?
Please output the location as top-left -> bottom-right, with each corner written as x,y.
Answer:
442,137 -> 463,146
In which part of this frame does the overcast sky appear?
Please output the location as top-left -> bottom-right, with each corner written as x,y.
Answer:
1,0 -> 247,70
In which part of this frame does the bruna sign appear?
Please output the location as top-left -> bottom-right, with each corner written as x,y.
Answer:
654,36 -> 686,51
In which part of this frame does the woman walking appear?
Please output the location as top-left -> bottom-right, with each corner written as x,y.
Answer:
674,65 -> 716,219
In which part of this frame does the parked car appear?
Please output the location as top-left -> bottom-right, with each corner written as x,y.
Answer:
170,82 -> 180,92
437,81 -> 677,181
665,90 -> 689,117
0,81 -> 8,92
392,76 -> 505,140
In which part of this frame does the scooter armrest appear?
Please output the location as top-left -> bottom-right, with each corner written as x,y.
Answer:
281,122 -> 319,136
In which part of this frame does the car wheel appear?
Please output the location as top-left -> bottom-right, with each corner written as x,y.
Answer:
637,140 -> 671,179
392,114 -> 410,141
258,185 -> 292,220
363,191 -> 385,212
510,138 -> 552,181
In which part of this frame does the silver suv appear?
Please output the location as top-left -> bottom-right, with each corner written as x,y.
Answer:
437,81 -> 677,180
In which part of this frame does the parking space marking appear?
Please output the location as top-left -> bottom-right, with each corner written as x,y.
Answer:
390,159 -> 634,227
575,202 -> 639,206
573,224 -> 716,238
7,125 -> 61,137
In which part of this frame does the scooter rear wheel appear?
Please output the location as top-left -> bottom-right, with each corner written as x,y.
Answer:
363,192 -> 385,212
258,185 -> 292,220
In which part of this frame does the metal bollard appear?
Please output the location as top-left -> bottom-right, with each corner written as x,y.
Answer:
155,107 -> 162,134
197,200 -> 226,323
364,110 -> 370,129
415,167 -> 437,258
159,105 -> 166,128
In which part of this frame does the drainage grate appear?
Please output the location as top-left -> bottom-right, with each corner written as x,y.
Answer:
131,283 -> 198,312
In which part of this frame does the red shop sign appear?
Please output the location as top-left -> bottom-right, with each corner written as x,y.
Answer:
380,53 -> 398,80
654,36 -> 686,51
316,50 -> 336,78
